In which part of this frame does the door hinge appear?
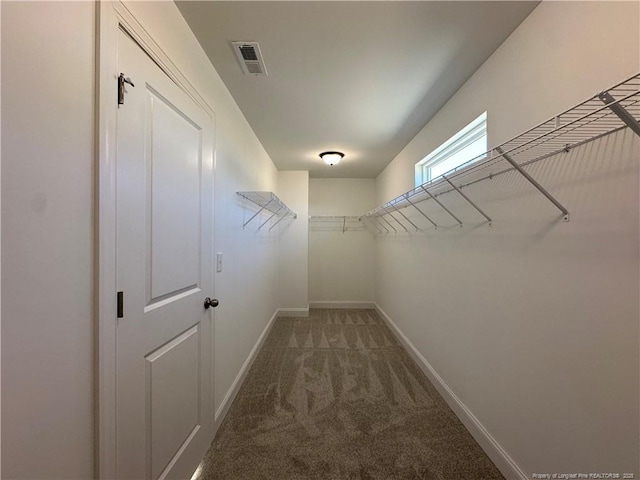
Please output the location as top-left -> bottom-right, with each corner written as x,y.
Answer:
117,291 -> 124,318
118,73 -> 135,106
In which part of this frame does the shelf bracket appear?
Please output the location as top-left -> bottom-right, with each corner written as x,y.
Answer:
361,216 -> 383,234
389,202 -> 420,231
495,146 -> 569,222
373,217 -> 389,234
258,207 -> 282,230
442,175 -> 492,225
598,91 -> 640,137
237,192 -> 296,232
268,212 -> 289,231
242,199 -> 273,229
404,195 -> 437,229
420,185 -> 463,226
382,206 -> 408,232
378,212 -> 397,233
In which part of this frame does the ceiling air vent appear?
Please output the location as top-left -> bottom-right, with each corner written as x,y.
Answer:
232,42 -> 268,77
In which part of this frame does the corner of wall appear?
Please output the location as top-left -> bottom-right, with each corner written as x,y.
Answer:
277,171 -> 309,311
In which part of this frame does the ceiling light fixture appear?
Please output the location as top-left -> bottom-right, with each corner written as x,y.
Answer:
319,151 -> 344,166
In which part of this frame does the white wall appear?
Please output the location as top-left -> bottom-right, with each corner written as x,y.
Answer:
278,171 -> 309,314
309,179 -> 376,304
2,1 -> 282,477
1,1 -> 4,468
375,2 -> 639,478
1,2 -> 95,478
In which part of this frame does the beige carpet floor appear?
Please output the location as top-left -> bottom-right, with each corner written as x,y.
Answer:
198,309 -> 505,480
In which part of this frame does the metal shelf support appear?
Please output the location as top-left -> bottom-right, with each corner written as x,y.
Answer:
383,206 -> 409,232
269,211 -> 290,231
389,202 -> 420,231
237,191 -> 297,231
374,217 -> 389,234
442,175 -> 492,225
405,195 -> 438,229
495,146 -> 569,221
378,212 -> 397,233
242,199 -> 272,228
599,91 -> 640,137
259,207 -> 282,230
361,216 -> 383,234
420,185 -> 462,226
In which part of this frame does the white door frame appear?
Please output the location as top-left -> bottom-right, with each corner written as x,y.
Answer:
96,2 -> 216,477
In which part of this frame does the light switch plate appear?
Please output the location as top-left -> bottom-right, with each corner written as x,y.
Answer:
216,253 -> 223,273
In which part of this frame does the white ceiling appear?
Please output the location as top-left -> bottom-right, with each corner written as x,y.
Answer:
176,1 -> 538,178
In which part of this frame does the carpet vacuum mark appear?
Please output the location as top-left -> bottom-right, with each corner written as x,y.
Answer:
198,309 -> 504,480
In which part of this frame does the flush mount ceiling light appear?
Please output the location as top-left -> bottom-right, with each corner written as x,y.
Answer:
319,151 -> 344,166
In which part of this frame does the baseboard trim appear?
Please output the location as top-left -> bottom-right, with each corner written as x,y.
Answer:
214,308 -> 279,429
308,301 -> 375,309
277,307 -> 309,318
374,304 -> 528,480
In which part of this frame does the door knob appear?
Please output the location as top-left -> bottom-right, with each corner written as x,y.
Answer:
204,297 -> 219,309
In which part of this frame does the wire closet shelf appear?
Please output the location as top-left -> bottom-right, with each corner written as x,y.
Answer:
237,191 -> 297,231
309,215 -> 365,233
362,73 -> 640,233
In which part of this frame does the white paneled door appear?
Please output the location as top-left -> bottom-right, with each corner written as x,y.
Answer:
115,29 -> 215,480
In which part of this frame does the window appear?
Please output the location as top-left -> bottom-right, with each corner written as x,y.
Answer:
415,112 -> 487,186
